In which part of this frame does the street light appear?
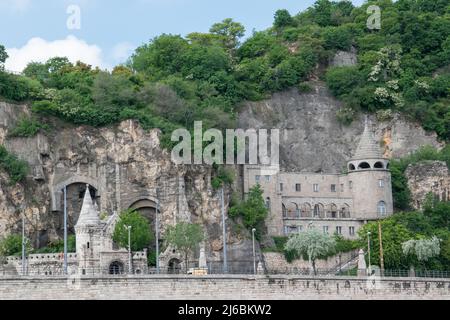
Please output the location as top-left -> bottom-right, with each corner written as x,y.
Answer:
252,228 -> 257,275
125,225 -> 132,274
221,187 -> 228,274
367,231 -> 372,275
21,214 -> 26,276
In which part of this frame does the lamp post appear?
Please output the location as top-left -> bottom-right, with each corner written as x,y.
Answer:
125,225 -> 132,274
155,196 -> 160,274
21,214 -> 26,276
63,186 -> 68,275
252,228 -> 257,275
221,187 -> 228,274
367,231 -> 372,275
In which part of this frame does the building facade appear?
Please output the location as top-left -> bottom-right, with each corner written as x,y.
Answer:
243,120 -> 394,239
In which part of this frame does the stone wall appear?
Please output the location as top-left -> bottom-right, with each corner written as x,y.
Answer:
0,275 -> 448,300
263,251 -> 358,272
405,161 -> 449,210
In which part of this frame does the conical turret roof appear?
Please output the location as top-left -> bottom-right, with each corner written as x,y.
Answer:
352,118 -> 383,160
76,185 -> 100,226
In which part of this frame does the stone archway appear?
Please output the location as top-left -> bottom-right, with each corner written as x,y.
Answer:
127,197 -> 161,251
109,261 -> 124,275
168,258 -> 182,274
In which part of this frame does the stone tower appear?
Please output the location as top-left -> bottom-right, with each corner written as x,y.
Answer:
347,119 -> 393,219
75,185 -> 102,275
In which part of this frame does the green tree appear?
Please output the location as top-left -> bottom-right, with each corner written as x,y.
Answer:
112,210 -> 153,252
229,185 -> 268,239
210,18 -> 245,52
0,44 -> 8,69
274,9 -> 294,29
0,145 -> 29,184
285,228 -> 336,275
0,234 -> 32,257
164,222 -> 204,271
358,219 -> 414,269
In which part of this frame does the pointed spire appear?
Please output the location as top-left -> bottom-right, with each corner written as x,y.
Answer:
76,184 -> 100,226
352,117 -> 383,160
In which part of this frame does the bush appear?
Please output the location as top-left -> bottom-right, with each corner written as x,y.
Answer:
0,234 -> 32,257
0,145 -> 28,184
34,235 -> 76,254
8,117 -> 50,138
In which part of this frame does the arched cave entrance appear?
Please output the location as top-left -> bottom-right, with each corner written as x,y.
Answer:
109,261 -> 124,275
168,258 -> 182,274
128,198 -> 159,251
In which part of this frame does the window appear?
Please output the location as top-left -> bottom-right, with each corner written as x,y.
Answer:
349,181 -> 353,189
280,183 -> 284,192
87,242 -> 90,249
313,184 -> 319,192
323,226 -> 329,234
377,201 -> 387,216
331,184 -> 336,192
265,175 -> 271,182
255,175 -> 261,183
295,184 -> 301,192
341,184 -> 344,192
336,226 -> 342,235
282,204 -> 287,218
349,227 -> 355,236
265,197 -> 271,210
379,179 -> 385,188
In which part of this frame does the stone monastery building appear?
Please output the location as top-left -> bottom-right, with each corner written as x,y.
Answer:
244,120 -> 394,238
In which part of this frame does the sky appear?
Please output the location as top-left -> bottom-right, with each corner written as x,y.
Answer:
0,0 -> 365,72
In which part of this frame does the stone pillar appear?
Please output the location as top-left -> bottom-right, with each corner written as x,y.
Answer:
357,249 -> 367,277
199,244 -> 207,269
257,262 -> 264,275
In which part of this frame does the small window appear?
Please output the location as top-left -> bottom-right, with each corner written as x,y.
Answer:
280,183 -> 284,192
340,184 -> 344,192
265,197 -> 271,210
265,175 -> 271,182
336,226 -> 342,235
379,179 -> 385,188
255,175 -> 261,183
87,242 -> 90,249
349,226 -> 355,236
378,201 -> 387,216
295,184 -> 301,192
331,184 -> 336,193
349,181 -> 353,190
313,184 -> 319,192
323,226 -> 329,234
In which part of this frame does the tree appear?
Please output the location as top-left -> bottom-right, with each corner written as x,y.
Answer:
210,18 -> 245,52
164,222 -> 204,272
0,234 -> 32,257
229,185 -> 268,239
274,9 -> 293,29
402,237 -> 441,269
285,228 -> 336,275
358,219 -> 414,269
0,44 -> 8,69
112,209 -> 153,252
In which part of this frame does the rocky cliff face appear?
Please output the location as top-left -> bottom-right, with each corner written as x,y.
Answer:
238,82 -> 444,173
0,101 -> 253,268
405,161 -> 450,210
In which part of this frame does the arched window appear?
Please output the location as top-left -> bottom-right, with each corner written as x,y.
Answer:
313,204 -> 324,218
358,162 -> 371,169
349,164 -> 356,171
265,197 -> 271,210
302,203 -> 311,218
282,204 -> 287,218
329,204 -> 338,218
377,201 -> 387,216
109,261 -> 124,275
374,162 -> 384,169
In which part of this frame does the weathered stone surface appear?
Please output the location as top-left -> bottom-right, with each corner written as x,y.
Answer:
0,275 -> 449,300
405,161 -> 450,209
238,83 -> 443,173
331,49 -> 358,67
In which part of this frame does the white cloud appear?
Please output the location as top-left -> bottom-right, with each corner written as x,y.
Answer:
111,42 -> 136,64
0,0 -> 32,12
5,35 -> 107,72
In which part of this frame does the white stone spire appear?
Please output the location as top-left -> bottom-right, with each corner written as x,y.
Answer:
76,185 -> 100,226
352,117 -> 383,160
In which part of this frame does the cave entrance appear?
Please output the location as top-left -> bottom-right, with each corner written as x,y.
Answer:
59,184 -> 98,236
128,199 -> 158,250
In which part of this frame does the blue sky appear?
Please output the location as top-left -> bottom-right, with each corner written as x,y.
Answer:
0,0 -> 365,71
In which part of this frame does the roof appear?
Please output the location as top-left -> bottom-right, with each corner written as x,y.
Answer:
76,185 -> 101,226
352,118 -> 383,160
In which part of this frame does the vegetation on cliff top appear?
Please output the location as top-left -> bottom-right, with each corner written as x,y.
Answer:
0,0 -> 448,143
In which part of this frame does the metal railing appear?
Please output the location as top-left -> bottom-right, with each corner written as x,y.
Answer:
1,264 -> 450,279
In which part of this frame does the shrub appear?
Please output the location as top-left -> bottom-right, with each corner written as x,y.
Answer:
0,145 -> 28,184
8,117 -> 50,138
